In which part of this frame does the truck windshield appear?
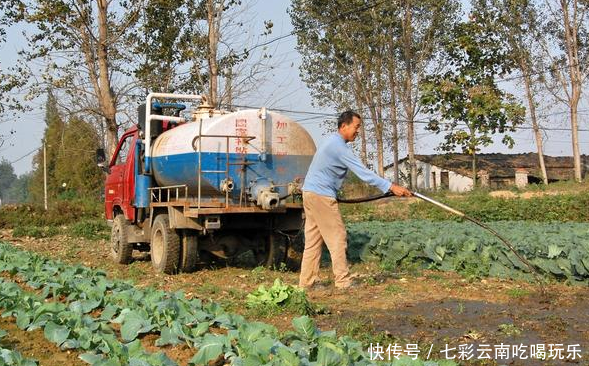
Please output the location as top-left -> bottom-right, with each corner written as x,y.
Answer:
114,135 -> 133,165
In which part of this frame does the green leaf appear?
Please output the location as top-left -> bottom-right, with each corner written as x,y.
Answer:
155,326 -> 181,347
316,346 -> 342,366
191,322 -> 210,338
272,347 -> 301,366
120,311 -> 155,342
15,311 -> 31,330
44,321 -> 70,346
292,316 -> 316,341
190,334 -> 229,365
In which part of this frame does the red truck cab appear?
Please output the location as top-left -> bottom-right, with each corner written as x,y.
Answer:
104,127 -> 139,223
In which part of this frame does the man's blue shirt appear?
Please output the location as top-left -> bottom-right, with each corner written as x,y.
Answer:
302,133 -> 391,198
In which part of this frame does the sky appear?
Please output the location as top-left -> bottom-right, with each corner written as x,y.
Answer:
1,0 -> 588,176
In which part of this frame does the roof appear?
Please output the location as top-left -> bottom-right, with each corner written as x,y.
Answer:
389,153 -> 589,180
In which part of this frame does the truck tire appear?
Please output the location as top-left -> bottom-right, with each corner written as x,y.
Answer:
179,231 -> 198,273
150,214 -> 180,274
111,215 -> 133,264
256,233 -> 287,269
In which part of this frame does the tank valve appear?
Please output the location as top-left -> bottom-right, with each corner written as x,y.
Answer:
220,178 -> 234,193
258,189 -> 280,210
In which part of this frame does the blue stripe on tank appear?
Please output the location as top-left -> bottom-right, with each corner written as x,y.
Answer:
151,152 -> 313,198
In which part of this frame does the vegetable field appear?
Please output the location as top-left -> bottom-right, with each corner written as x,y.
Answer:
348,221 -> 589,283
1,195 -> 589,365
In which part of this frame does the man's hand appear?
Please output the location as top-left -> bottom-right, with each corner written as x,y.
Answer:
389,184 -> 412,197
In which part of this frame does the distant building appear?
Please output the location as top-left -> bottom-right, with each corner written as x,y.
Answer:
385,153 -> 589,192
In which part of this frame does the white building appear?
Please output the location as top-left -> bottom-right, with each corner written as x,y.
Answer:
385,153 -> 588,192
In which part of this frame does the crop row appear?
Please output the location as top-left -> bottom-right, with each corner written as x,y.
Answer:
348,220 -> 589,283
0,242 -> 455,366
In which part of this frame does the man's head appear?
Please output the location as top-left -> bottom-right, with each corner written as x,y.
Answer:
337,110 -> 362,142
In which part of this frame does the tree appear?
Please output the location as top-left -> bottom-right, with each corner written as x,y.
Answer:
0,0 -> 28,148
131,0 -> 209,94
397,0 -> 460,189
0,159 -> 17,203
541,0 -> 589,182
420,19 -> 526,184
54,117 -> 103,198
290,0 -> 460,183
5,173 -> 31,203
21,0 -> 142,157
474,0 -> 548,184
130,0 -> 274,109
290,0 -> 401,176
29,90 -> 66,202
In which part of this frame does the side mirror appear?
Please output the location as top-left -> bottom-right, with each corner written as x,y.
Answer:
96,148 -> 106,164
96,148 -> 110,174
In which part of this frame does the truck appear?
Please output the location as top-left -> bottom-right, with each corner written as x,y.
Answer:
97,93 -> 316,274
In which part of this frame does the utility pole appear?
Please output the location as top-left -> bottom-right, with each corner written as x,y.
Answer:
43,141 -> 47,211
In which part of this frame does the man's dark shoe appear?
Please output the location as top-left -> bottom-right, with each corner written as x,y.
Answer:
301,281 -> 331,292
335,281 -> 361,291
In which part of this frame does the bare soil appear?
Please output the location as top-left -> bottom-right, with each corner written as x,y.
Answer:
0,229 -> 588,366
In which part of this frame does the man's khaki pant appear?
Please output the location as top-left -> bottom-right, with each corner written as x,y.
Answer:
298,191 -> 351,289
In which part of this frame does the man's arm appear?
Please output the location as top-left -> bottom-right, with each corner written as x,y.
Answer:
340,147 -> 392,193
340,147 -> 412,196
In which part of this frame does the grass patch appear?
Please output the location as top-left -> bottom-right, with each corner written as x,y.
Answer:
507,288 -> 531,299
498,323 -> 522,337
70,219 -> 109,240
506,288 -> 531,298
12,225 -> 59,238
384,284 -> 404,294
198,282 -> 221,295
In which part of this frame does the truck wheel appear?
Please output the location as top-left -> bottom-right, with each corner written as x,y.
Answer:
179,231 -> 198,273
256,233 -> 287,269
150,214 -> 180,274
111,215 -> 133,264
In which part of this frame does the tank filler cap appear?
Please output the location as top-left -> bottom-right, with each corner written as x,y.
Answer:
190,95 -> 224,120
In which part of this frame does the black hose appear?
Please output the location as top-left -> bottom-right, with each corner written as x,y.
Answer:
337,191 -> 394,203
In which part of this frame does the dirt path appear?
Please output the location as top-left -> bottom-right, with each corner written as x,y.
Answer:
0,229 -> 587,365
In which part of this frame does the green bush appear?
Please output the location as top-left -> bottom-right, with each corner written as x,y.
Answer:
0,198 -> 102,228
70,219 -> 109,240
408,193 -> 589,222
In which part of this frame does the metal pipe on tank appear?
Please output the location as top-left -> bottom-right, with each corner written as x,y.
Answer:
144,93 -> 202,174
258,107 -> 267,162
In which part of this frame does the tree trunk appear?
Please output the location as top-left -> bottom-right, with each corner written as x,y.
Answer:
96,0 -> 118,157
353,87 -> 368,165
364,102 -> 383,175
471,151 -> 477,188
388,36 -> 400,184
470,127 -> 477,187
521,66 -> 548,185
392,115 -> 399,184
570,93 -> 582,181
402,0 -> 417,189
561,0 -> 583,182
375,106 -> 385,177
207,0 -> 221,108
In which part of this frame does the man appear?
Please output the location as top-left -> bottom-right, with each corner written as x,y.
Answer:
299,110 -> 412,290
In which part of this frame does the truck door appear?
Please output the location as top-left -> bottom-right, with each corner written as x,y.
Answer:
105,132 -> 136,221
